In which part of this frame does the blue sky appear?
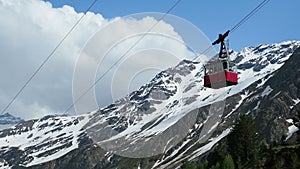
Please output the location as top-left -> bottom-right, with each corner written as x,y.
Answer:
45,0 -> 299,51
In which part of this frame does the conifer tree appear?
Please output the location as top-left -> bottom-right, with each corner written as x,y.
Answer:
222,155 -> 234,169
227,114 -> 260,166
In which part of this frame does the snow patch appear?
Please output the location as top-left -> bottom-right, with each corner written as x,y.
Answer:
290,98 -> 300,109
207,122 -> 220,134
254,101 -> 261,110
286,119 -> 293,124
189,128 -> 231,160
261,86 -> 273,97
285,125 -> 299,141
293,98 -> 300,105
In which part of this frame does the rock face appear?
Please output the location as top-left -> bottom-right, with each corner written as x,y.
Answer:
237,47 -> 300,143
1,41 -> 300,169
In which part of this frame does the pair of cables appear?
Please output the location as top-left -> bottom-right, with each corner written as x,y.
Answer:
1,0 -> 270,114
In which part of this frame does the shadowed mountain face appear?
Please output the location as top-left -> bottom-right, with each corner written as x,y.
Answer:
0,41 -> 300,169
247,47 -> 300,143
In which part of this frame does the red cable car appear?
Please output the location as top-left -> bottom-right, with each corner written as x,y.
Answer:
204,30 -> 238,89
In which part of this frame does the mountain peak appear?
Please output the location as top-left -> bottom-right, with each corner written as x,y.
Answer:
0,112 -> 24,125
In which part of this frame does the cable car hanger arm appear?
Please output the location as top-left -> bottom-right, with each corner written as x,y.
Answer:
212,30 -> 230,45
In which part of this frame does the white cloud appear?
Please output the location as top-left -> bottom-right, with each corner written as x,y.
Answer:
72,15 -> 199,114
0,0 -> 105,119
0,0 -> 213,119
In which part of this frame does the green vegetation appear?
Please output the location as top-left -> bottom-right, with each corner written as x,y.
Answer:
222,155 -> 234,169
227,114 -> 260,167
182,155 -> 234,169
181,114 -> 300,169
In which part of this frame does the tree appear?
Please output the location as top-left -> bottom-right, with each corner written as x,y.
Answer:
227,114 -> 260,167
210,162 -> 220,169
207,141 -> 228,166
198,160 -> 208,169
222,155 -> 234,169
236,157 -> 242,169
290,152 -> 298,169
181,161 -> 198,169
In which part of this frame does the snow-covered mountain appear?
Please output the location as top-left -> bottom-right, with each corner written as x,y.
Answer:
0,41 -> 300,169
0,113 -> 23,125
0,113 -> 24,132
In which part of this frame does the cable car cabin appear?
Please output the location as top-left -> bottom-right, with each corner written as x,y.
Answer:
204,30 -> 238,89
204,59 -> 238,89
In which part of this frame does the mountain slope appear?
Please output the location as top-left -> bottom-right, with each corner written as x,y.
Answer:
235,46 -> 300,143
0,41 -> 300,169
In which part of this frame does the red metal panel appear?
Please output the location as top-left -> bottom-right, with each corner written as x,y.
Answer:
225,71 -> 238,83
204,76 -> 210,84
204,71 -> 238,88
